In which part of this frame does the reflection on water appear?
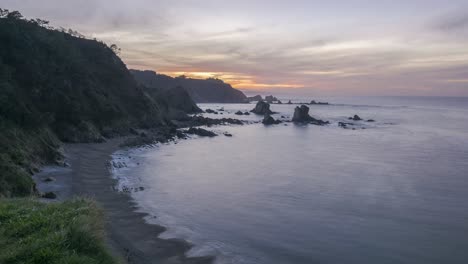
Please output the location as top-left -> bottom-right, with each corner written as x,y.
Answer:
112,97 -> 468,264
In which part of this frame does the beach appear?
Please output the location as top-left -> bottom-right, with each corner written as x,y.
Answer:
35,138 -> 213,264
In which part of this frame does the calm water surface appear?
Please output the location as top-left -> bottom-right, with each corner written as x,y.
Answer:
112,97 -> 468,264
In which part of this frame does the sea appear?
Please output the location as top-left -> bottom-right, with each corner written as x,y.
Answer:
111,96 -> 468,264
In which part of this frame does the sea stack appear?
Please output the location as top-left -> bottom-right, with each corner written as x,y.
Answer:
251,101 -> 273,115
292,105 -> 329,125
262,114 -> 281,125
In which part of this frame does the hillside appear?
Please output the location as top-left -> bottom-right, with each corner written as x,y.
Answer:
131,69 -> 248,103
0,12 -> 168,197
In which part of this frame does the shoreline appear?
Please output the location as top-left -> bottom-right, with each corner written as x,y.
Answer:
39,138 -> 213,264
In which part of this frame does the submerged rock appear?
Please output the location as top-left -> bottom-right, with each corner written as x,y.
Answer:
292,105 -> 329,125
42,177 -> 56,182
367,119 -> 375,122
251,101 -> 273,115
185,127 -> 217,137
224,133 -> 233,137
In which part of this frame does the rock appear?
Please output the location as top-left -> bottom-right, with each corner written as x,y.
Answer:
224,133 -> 233,137
262,114 -> 281,125
235,111 -> 244,115
42,177 -> 56,182
217,107 -> 224,111
277,100 -> 282,104
42,192 -> 57,199
292,105 -> 329,125
265,95 -> 278,103
185,127 -> 217,137
367,119 -> 375,122
129,127 -> 139,135
247,95 -> 263,101
243,112 -> 250,115
185,116 -> 244,126
251,101 -> 273,115
350,115 -> 362,121
310,100 -> 329,105
112,161 -> 127,169
205,109 -> 216,113
287,100 -> 293,104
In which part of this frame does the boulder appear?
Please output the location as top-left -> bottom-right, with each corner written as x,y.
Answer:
251,101 -> 273,115
262,114 -> 281,125
42,192 -> 57,199
292,105 -> 329,125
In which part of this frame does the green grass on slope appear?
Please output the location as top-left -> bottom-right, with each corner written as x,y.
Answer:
0,198 -> 119,264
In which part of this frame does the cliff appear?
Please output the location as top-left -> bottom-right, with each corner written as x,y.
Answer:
0,13 -> 167,196
131,70 -> 248,103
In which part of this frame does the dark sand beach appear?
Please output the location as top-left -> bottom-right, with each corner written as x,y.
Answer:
37,139 -> 213,264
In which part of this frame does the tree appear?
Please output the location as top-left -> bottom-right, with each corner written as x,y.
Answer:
110,44 -> 121,55
0,8 -> 9,18
31,18 -> 50,27
6,10 -> 23,20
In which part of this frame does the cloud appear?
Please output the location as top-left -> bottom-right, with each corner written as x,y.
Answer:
432,11 -> 468,32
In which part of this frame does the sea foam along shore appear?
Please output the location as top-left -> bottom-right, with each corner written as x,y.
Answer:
36,138 -> 214,264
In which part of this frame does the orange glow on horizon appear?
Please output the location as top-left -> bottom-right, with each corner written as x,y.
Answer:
158,71 -> 304,90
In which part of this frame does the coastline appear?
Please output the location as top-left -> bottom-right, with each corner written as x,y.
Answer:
44,138 -> 213,264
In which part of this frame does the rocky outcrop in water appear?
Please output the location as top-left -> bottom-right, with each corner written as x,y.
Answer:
349,115 -> 362,121
265,95 -> 278,103
251,101 -> 273,115
185,127 -> 217,137
292,105 -> 329,125
262,114 -> 281,125
247,95 -> 263,101
310,100 -> 329,105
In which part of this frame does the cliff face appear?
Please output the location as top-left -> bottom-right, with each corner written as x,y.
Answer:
0,15 -> 166,196
131,70 -> 248,103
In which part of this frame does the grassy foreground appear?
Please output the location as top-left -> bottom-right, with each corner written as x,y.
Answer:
0,198 -> 119,264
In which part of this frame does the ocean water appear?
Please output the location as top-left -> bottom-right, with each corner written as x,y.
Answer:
112,96 -> 468,264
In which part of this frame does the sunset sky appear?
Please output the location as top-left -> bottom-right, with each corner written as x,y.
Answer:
3,0 -> 468,96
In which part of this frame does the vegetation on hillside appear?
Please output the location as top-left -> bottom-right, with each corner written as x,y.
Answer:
0,9 -> 167,197
131,69 -> 247,103
0,198 -> 119,264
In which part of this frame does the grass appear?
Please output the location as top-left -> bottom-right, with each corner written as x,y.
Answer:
0,198 -> 119,264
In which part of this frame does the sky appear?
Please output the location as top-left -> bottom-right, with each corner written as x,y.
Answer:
2,0 -> 468,96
